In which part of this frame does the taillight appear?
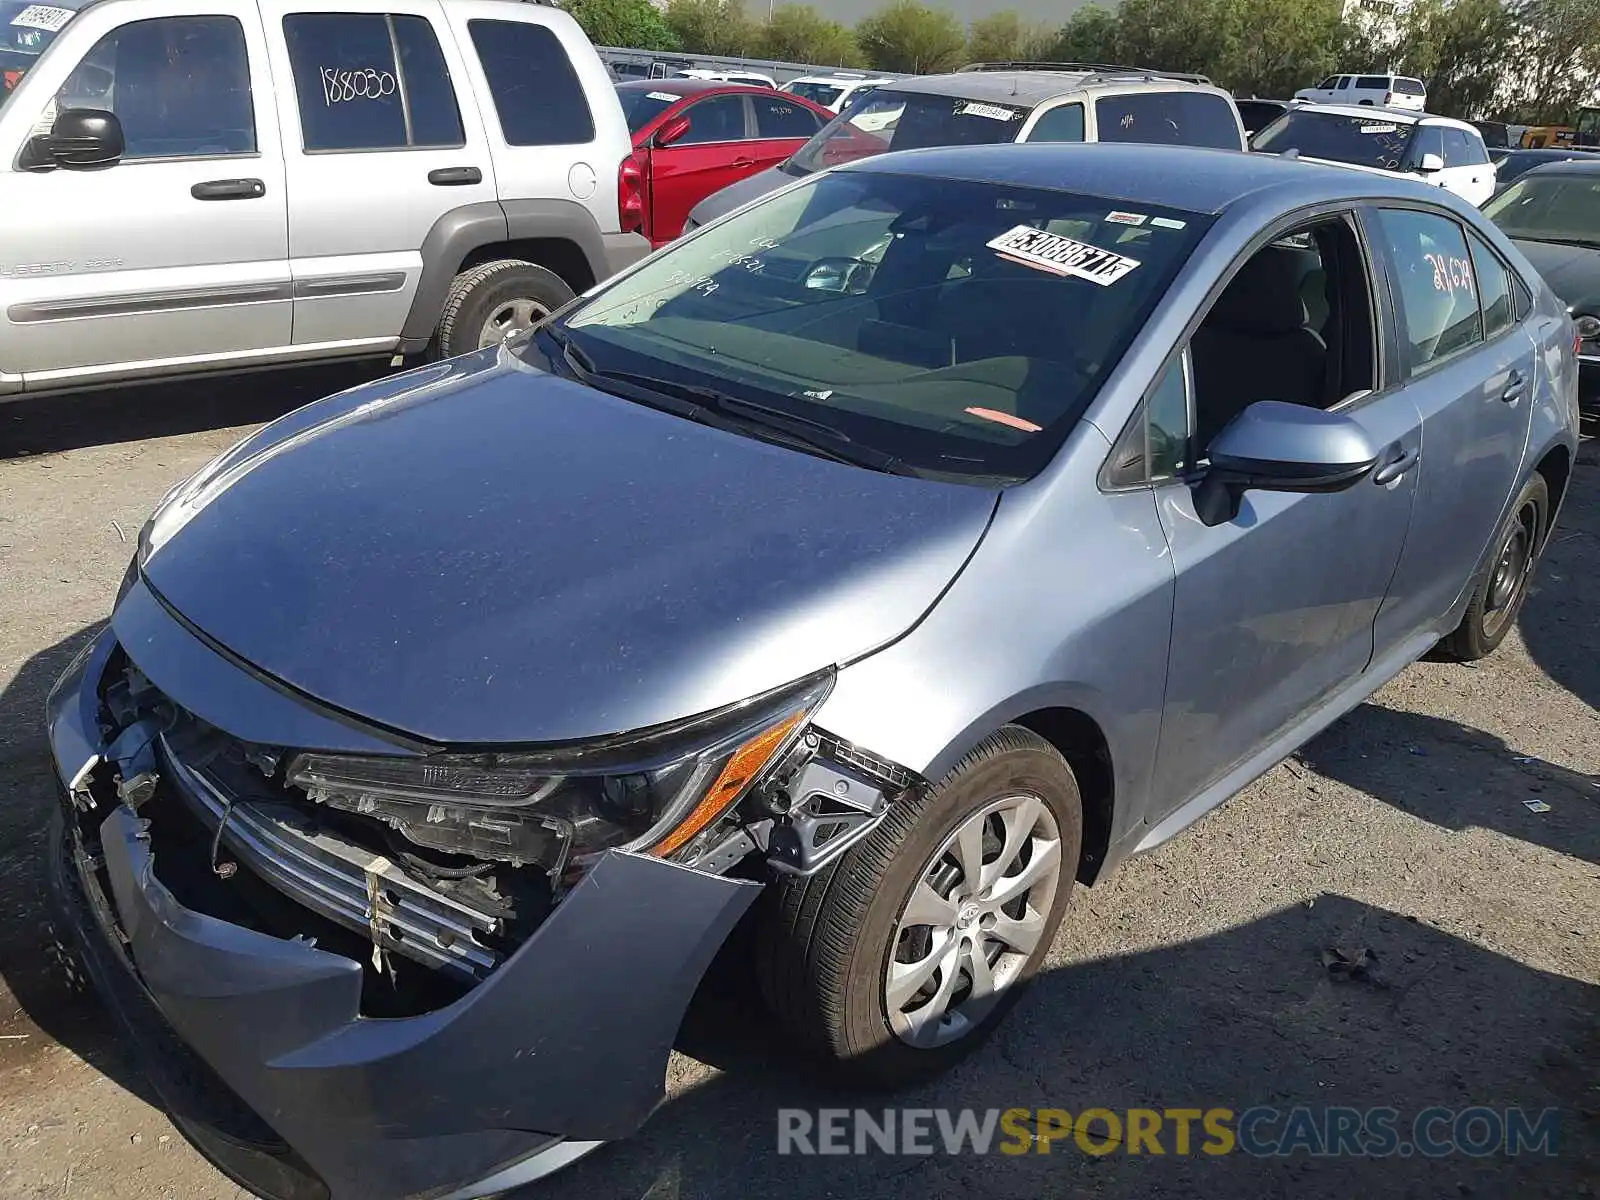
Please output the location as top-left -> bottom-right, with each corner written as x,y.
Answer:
618,152 -> 645,236
1384,92 -> 1396,105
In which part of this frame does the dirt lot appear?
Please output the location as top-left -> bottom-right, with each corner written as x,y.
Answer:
0,370 -> 1596,1200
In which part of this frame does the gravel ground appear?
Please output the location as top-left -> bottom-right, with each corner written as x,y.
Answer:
0,370 -> 1595,1200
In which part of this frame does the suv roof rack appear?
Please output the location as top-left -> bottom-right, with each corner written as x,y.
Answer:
957,61 -> 1213,86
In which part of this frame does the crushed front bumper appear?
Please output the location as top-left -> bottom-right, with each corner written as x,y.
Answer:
45,628 -> 762,1200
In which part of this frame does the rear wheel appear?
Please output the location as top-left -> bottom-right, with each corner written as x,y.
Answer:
430,259 -> 574,360
1439,474 -> 1548,661
757,726 -> 1082,1087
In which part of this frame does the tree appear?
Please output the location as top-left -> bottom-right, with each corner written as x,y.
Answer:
564,0 -> 680,51
1226,0 -> 1345,98
759,5 -> 865,66
856,1 -> 968,73
1390,0 -> 1524,118
664,0 -> 756,57
1045,4 -> 1121,65
966,10 -> 1055,64
1508,0 -> 1600,123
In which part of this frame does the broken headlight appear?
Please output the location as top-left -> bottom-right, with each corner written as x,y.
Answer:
286,671 -> 833,877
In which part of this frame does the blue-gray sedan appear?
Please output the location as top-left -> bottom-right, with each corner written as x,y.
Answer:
45,144 -> 1580,1200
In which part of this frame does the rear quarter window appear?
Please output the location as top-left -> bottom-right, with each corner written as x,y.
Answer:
1095,92 -> 1241,150
469,19 -> 593,146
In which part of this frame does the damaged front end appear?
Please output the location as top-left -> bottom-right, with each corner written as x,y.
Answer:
47,606 -> 924,1200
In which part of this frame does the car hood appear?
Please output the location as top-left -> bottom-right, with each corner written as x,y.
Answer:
137,348 -> 997,746
688,164 -> 792,226
1510,238 -> 1600,310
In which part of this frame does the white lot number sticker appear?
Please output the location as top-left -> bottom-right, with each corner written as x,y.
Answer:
959,101 -> 1018,121
647,91 -> 679,102
987,225 -> 1141,286
1359,122 -> 1399,134
10,5 -> 74,31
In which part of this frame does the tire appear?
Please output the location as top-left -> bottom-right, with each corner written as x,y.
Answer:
757,726 -> 1083,1088
1438,473 -> 1549,662
429,259 -> 575,360
1359,98 -> 1375,105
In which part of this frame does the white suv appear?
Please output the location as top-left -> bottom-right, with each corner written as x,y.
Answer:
1253,104 -> 1496,206
0,0 -> 648,400
1294,73 -> 1426,111
688,66 -> 1248,232
780,72 -> 896,113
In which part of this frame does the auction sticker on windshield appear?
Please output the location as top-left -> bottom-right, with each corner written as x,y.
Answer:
10,4 -> 74,30
987,225 -> 1141,286
959,101 -> 1019,121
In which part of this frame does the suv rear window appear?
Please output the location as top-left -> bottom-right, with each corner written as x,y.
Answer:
283,12 -> 464,151
469,19 -> 593,146
1393,78 -> 1426,96
787,89 -> 1028,174
1094,92 -> 1241,150
1253,109 -> 1413,169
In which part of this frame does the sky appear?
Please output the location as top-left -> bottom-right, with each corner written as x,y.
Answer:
760,0 -> 1102,28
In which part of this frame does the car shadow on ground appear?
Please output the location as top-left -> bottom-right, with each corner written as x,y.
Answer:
0,361 -> 387,460
1518,439 -> 1600,715
535,893 -> 1598,1200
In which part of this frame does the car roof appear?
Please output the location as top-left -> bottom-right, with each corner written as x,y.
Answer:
880,71 -> 1226,108
1287,103 -> 1477,133
615,78 -> 762,98
837,142 -> 1453,214
1521,156 -> 1600,177
788,74 -> 893,84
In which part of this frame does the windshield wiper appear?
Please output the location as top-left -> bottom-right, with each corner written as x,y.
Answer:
1515,234 -> 1600,250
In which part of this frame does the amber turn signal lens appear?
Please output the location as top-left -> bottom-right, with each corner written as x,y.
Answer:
650,710 -> 808,858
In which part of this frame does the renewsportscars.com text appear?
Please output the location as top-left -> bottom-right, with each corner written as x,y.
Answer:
777,1106 -> 1560,1158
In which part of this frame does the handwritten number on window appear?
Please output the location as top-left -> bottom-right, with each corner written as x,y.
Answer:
320,66 -> 398,106
1424,252 -> 1474,296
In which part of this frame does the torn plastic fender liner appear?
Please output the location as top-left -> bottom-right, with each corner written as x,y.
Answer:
98,805 -> 762,1199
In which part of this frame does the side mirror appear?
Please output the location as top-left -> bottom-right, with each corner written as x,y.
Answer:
804,256 -> 874,294
1417,151 -> 1445,173
1193,401 -> 1379,527
654,115 -> 691,148
43,108 -> 124,169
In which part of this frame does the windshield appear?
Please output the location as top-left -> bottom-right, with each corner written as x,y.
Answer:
786,89 -> 1030,176
557,170 -> 1208,482
616,86 -> 683,134
785,80 -> 844,108
1,1 -> 81,106
1484,174 -> 1600,246
1254,109 -> 1414,169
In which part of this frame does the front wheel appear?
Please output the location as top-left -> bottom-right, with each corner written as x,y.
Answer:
1439,473 -> 1549,661
757,726 -> 1082,1088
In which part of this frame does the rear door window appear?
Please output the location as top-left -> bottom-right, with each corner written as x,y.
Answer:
1375,208 -> 1484,372
676,93 -> 745,144
1466,230 -> 1513,339
468,19 -> 592,146
1094,92 -> 1240,150
1026,102 -> 1084,143
283,12 -> 464,151
753,93 -> 823,138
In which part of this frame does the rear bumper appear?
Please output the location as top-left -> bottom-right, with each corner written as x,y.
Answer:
45,627 -> 762,1200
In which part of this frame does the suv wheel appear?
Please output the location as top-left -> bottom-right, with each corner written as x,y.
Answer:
757,726 -> 1082,1088
431,259 -> 575,359
1439,473 -> 1548,661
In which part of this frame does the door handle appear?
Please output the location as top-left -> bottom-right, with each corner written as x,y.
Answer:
191,178 -> 265,201
732,157 -> 754,168
1372,444 -> 1419,485
428,166 -> 483,186
1501,371 -> 1527,403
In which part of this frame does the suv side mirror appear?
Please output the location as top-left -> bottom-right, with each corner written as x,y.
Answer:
37,108 -> 125,170
1417,151 -> 1445,173
654,115 -> 691,148
1193,401 -> 1379,526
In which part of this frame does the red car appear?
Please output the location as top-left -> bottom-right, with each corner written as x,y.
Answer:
616,79 -> 834,247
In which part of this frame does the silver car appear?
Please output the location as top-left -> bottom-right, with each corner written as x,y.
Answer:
46,142 -> 1578,1199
